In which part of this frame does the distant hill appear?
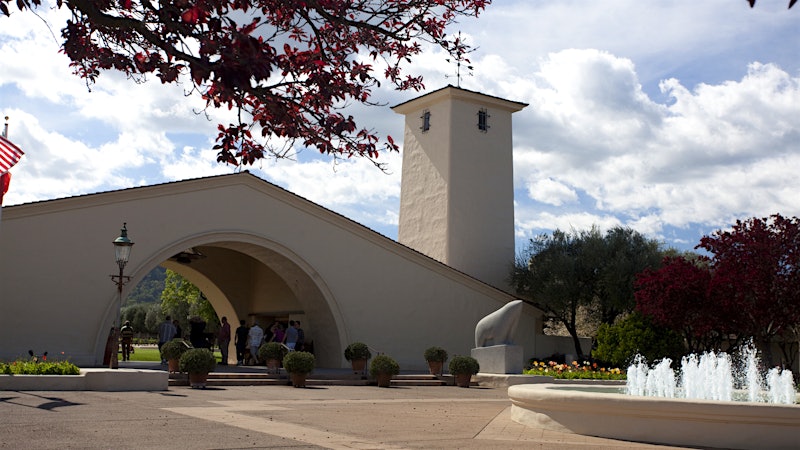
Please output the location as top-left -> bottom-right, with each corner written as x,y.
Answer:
125,266 -> 166,305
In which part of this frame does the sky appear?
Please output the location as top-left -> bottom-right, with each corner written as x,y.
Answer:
1,0 -> 799,254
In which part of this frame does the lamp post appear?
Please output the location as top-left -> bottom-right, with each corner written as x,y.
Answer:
109,223 -> 134,369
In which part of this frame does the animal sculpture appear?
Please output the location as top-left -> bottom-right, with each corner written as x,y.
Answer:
474,300 -> 523,348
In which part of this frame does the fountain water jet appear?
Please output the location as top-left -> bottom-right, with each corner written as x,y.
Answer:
626,343 -> 795,404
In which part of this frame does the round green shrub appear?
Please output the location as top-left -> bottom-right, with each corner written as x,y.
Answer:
369,354 -> 400,377
283,351 -> 315,374
594,312 -> 685,368
161,339 -> 190,360
448,355 -> 480,375
179,348 -> 216,374
423,346 -> 448,362
258,342 -> 288,361
344,342 -> 371,361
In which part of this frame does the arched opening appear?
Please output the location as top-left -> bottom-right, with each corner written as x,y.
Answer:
116,232 -> 346,368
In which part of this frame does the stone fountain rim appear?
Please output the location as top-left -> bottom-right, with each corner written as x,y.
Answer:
508,383 -> 800,450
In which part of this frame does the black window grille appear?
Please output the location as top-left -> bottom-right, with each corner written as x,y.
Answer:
421,110 -> 431,132
478,109 -> 489,132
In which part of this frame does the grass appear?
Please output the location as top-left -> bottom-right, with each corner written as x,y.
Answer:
128,347 -> 161,362
128,346 -> 222,363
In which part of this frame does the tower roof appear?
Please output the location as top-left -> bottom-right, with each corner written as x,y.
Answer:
391,85 -> 527,115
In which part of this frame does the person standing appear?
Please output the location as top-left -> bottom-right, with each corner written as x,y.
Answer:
247,322 -> 264,365
294,321 -> 305,352
120,320 -> 135,361
269,322 -> 285,343
217,316 -> 231,365
173,319 -> 182,339
284,320 -> 299,351
235,320 -> 249,366
189,316 -> 208,349
157,316 -> 177,365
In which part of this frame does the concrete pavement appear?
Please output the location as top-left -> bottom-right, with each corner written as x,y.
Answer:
0,381 -> 691,449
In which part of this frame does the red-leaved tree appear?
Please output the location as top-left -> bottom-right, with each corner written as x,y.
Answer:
638,215 -> 800,366
635,255 -> 729,354
1,0 -> 489,168
697,214 -> 800,366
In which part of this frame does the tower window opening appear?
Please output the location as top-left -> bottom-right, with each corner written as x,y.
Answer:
421,110 -> 431,132
478,109 -> 490,132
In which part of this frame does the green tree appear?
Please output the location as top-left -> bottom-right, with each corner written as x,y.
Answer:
160,270 -> 218,328
511,226 -> 664,358
593,227 -> 664,324
121,302 -> 160,335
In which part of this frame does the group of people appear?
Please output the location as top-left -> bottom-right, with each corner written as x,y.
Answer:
151,315 -> 300,366
234,319 -> 305,366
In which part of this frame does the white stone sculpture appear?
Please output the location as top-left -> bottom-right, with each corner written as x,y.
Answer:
474,300 -> 523,348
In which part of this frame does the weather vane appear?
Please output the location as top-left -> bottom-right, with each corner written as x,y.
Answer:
444,31 -> 476,87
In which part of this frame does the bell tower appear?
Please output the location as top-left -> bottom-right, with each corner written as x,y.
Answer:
392,86 -> 527,290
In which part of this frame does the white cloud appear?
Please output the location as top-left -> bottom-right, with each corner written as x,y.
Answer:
526,177 -> 578,206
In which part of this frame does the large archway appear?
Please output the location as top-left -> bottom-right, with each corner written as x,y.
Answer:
137,232 -> 347,368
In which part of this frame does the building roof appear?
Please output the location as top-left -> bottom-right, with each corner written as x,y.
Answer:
391,84 -> 528,114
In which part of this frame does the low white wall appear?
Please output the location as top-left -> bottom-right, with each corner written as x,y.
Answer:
0,369 -> 168,391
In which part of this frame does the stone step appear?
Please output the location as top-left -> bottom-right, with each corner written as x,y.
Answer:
168,372 -> 454,387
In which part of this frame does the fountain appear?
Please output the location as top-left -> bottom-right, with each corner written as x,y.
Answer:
625,344 -> 796,404
508,344 -> 800,450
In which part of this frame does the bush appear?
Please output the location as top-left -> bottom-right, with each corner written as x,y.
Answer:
448,355 -> 479,375
369,354 -> 400,377
179,348 -> 216,374
344,342 -> 371,361
258,342 -> 288,361
161,339 -> 190,360
594,312 -> 685,368
0,360 -> 80,375
423,346 -> 448,362
283,351 -> 315,374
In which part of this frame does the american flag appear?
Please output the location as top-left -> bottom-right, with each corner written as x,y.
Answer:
0,134 -> 24,173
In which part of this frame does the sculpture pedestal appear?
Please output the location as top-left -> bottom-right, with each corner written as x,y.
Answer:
471,345 -> 523,374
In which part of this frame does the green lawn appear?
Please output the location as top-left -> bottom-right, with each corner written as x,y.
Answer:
129,346 -> 222,362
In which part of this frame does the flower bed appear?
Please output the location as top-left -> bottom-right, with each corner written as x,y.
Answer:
524,360 -> 625,381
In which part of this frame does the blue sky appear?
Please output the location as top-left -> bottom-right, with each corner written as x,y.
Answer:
1,1 -> 799,254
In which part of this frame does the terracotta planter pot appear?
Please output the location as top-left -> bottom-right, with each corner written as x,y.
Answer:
290,372 -> 307,388
375,372 -> 392,388
168,359 -> 180,373
188,372 -> 209,389
266,358 -> 281,374
454,373 -> 472,388
427,360 -> 444,376
350,358 -> 367,375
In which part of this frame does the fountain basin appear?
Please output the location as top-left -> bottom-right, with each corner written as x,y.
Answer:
508,383 -> 800,450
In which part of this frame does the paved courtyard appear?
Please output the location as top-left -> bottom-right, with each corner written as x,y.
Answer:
0,382 -> 690,449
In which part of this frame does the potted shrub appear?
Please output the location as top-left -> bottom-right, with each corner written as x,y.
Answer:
344,342 -> 371,375
448,355 -> 479,388
423,346 -> 448,376
179,348 -> 217,389
369,354 -> 400,388
161,339 -> 190,373
258,342 -> 288,374
283,351 -> 315,388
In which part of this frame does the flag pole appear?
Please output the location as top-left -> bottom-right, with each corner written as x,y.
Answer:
0,116 -> 6,227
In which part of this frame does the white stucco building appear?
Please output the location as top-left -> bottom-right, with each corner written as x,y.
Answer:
0,86 -> 578,369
